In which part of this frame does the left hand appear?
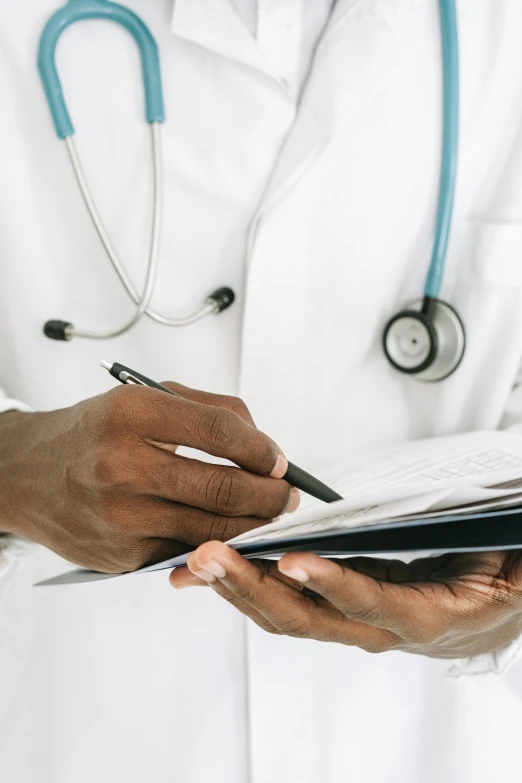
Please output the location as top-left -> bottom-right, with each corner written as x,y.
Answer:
170,543 -> 522,658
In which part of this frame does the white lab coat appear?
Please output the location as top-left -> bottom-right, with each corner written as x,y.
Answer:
3,1 -> 522,781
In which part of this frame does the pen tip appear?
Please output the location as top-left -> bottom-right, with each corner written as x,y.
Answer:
100,359 -> 112,370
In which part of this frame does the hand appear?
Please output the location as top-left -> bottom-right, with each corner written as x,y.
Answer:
170,543 -> 522,658
0,384 -> 299,572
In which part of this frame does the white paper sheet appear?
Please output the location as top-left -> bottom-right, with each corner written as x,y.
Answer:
230,431 -> 522,546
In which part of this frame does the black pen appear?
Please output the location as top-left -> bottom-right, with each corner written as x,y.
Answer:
100,360 -> 343,505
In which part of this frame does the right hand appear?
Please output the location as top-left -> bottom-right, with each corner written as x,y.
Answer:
0,383 -> 299,572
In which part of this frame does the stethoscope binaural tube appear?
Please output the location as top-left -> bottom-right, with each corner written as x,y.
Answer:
382,0 -> 465,382
42,124 -> 234,341
38,0 -> 235,341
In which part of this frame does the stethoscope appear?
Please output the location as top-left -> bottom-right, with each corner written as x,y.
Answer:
38,0 -> 464,383
38,0 -> 235,344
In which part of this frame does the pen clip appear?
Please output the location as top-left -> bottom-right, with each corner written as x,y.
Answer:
118,371 -> 146,386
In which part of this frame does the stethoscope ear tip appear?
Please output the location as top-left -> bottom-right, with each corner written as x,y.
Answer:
43,320 -> 73,341
206,287 -> 235,313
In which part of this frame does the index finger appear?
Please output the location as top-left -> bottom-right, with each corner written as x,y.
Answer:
184,543 -> 394,649
278,553 -> 432,637
119,385 -> 287,478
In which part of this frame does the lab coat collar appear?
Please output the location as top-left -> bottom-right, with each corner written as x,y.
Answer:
256,0 -> 432,213
171,0 -> 282,83
171,0 -> 431,213
170,0 -> 419,81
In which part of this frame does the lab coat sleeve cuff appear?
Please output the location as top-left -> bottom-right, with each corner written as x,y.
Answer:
447,635 -> 522,678
0,535 -> 38,576
0,397 -> 33,415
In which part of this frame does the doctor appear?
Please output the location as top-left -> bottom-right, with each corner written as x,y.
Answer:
2,0 -> 522,781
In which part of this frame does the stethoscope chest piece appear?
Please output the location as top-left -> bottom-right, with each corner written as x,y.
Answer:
382,299 -> 465,382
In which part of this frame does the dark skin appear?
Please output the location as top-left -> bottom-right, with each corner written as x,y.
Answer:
3,381 -> 522,658
170,540 -> 522,659
0,383 -> 299,572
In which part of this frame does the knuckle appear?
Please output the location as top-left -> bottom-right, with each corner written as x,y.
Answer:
92,447 -> 122,488
198,408 -> 238,451
272,484 -> 293,517
219,395 -> 251,420
102,385 -> 138,432
98,493 -> 146,540
91,531 -> 146,573
121,551 -> 145,572
92,451 -> 140,496
99,498 -> 130,534
204,469 -> 243,515
159,381 -> 180,394
206,515 -> 240,542
255,481 -> 292,519
120,542 -> 152,572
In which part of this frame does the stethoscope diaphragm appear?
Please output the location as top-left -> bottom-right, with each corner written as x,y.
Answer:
38,0 -> 465,386
383,299 -> 465,382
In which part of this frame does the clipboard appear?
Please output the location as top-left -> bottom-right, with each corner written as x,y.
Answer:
36,504 -> 522,586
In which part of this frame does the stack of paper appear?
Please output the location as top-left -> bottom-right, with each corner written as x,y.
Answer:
228,430 -> 522,549
39,430 -> 522,585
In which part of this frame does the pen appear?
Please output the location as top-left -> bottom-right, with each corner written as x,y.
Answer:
100,360 -> 343,504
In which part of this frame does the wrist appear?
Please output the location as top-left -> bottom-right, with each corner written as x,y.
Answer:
0,410 -> 54,538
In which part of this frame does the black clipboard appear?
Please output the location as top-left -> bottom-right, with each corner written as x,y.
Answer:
36,504 -> 522,586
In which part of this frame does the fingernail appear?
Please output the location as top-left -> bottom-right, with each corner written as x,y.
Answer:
193,568 -> 216,584
270,454 -> 288,479
278,564 -> 310,583
203,560 -> 226,579
285,488 -> 301,514
171,573 -> 207,589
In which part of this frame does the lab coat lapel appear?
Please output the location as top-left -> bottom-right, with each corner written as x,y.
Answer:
257,0 -> 431,213
171,0 -> 283,83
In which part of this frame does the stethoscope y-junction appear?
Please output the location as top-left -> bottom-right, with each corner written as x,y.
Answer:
38,0 -> 464,383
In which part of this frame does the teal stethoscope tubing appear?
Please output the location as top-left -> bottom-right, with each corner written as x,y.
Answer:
37,0 -> 165,139
37,0 -> 225,340
425,0 -> 459,301
36,0 -> 460,314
